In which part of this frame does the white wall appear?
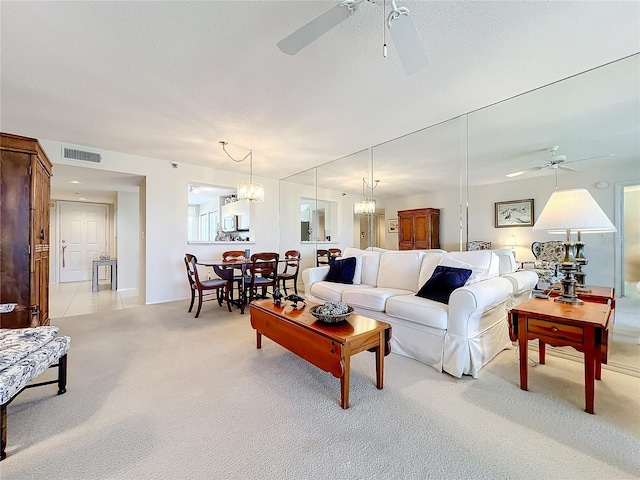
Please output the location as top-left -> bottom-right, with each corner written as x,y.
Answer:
116,191 -> 139,291
40,138 -> 280,305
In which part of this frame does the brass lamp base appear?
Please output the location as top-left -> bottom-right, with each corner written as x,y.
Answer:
555,259 -> 584,305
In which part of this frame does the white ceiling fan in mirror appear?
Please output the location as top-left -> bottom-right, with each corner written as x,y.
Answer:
277,0 -> 428,76
506,145 -> 615,178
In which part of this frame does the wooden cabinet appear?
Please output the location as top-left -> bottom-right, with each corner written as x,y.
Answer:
397,208 -> 440,250
1,133 -> 53,328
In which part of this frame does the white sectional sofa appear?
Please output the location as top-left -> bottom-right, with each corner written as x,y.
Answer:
303,247 -> 521,378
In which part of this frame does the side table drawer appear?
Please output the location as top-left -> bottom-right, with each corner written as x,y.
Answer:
528,318 -> 583,343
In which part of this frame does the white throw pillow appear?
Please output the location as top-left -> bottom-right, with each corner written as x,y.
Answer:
438,256 -> 487,285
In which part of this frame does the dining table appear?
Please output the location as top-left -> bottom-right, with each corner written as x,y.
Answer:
196,257 -> 284,313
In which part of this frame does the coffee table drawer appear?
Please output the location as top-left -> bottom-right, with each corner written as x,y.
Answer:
528,318 -> 583,343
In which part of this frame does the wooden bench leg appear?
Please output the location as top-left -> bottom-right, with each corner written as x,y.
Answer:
58,354 -> 68,395
1,403 -> 6,461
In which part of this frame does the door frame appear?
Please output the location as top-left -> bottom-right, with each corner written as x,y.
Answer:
614,180 -> 639,297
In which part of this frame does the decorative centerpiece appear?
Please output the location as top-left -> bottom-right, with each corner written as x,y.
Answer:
309,301 -> 353,323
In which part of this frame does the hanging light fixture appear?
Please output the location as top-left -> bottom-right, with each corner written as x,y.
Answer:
219,141 -> 264,202
354,177 -> 379,215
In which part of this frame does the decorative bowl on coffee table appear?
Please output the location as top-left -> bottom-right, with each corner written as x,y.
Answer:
309,303 -> 354,323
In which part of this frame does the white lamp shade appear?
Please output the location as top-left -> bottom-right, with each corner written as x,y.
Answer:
532,188 -> 616,233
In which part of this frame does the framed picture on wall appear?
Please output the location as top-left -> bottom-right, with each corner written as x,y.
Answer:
495,199 -> 534,228
388,218 -> 399,233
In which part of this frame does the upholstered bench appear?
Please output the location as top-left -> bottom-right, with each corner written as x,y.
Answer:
0,326 -> 70,461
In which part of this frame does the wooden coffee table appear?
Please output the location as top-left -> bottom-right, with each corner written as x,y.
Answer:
249,299 -> 391,409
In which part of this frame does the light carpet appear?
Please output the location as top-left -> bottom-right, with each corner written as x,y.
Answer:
3,301 -> 640,480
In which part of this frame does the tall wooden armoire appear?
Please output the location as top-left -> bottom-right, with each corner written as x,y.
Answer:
0,133 -> 52,328
397,208 -> 440,250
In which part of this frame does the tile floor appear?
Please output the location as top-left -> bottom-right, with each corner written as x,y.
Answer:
49,281 -> 144,318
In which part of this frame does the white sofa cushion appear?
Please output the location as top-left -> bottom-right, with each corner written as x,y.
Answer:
343,247 -> 380,285
418,251 -> 448,287
377,251 -> 425,291
310,281 -> 368,303
342,287 -> 413,312
440,251 -> 499,284
492,249 -> 519,274
386,294 -> 449,330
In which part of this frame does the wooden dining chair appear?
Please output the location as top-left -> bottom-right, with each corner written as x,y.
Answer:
316,249 -> 330,266
277,250 -> 301,295
245,252 -> 279,303
328,248 -> 342,263
184,254 -> 230,317
222,250 -> 249,306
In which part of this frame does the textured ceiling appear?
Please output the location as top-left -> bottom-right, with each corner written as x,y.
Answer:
1,1 -> 639,195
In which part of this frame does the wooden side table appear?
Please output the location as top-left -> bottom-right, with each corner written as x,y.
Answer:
509,297 -> 612,414
548,284 -> 614,367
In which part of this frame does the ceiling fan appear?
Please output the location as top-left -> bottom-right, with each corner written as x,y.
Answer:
276,0 -> 428,76
506,146 -> 615,178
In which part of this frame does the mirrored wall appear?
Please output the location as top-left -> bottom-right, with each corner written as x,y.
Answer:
280,53 -> 639,371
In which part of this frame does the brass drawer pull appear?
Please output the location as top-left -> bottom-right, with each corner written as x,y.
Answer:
551,327 -> 558,333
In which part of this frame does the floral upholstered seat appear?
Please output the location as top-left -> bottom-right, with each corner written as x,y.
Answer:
0,326 -> 70,460
529,241 -> 565,285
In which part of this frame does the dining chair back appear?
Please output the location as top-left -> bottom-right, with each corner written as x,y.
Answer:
246,252 -> 279,302
328,248 -> 342,262
184,254 -> 231,317
278,250 -> 301,295
316,249 -> 330,266
222,250 -> 249,305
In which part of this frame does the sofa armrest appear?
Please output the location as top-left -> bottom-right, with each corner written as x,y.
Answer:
501,270 -> 538,295
447,277 -> 512,338
302,266 -> 330,296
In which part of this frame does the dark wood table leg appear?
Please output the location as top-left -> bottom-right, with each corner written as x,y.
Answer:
517,314 -> 528,391
539,340 -> 546,364
376,330 -> 384,390
584,326 -> 596,414
341,354 -> 351,409
256,331 -> 262,349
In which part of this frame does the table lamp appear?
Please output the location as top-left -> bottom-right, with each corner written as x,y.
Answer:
532,188 -> 616,304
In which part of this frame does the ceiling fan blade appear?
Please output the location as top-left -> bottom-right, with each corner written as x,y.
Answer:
559,165 -> 579,172
388,12 -> 428,75
564,153 -> 616,164
277,4 -> 352,55
506,166 -> 543,178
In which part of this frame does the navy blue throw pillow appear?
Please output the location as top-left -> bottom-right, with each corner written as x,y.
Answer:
416,265 -> 472,304
326,257 -> 356,284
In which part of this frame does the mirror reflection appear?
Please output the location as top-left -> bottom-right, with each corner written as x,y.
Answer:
466,54 -> 640,372
300,197 -> 337,242
371,116 -> 464,251
188,182 -> 254,242
280,54 -> 639,373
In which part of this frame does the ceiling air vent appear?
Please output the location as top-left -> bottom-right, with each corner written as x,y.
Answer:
62,147 -> 102,164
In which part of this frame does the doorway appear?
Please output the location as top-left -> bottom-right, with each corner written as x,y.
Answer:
58,201 -> 108,282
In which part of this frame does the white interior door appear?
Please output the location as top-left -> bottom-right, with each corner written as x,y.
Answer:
59,202 -> 108,283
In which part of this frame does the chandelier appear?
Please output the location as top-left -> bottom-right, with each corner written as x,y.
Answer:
354,177 -> 379,215
219,141 -> 264,202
